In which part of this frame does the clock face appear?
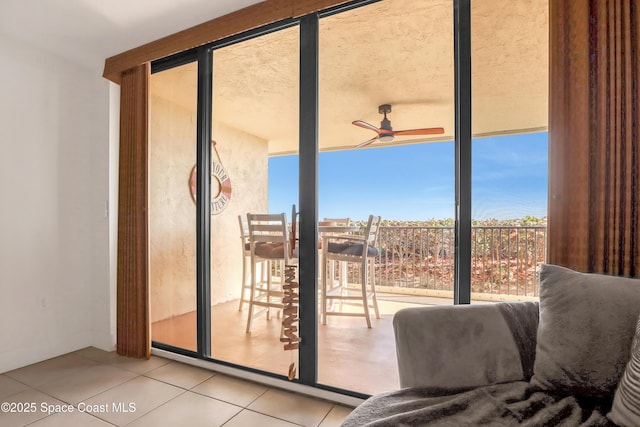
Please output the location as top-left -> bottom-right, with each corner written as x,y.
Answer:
188,160 -> 232,215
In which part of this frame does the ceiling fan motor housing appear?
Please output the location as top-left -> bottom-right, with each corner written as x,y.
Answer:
378,104 -> 393,131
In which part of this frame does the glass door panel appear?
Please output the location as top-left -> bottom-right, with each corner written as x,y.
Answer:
209,25 -> 300,377
149,62 -> 198,351
470,0 -> 549,302
318,0 -> 455,394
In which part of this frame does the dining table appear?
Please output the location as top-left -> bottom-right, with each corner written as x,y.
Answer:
317,224 -> 360,234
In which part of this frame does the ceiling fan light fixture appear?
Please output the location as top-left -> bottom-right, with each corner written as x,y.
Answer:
379,134 -> 394,143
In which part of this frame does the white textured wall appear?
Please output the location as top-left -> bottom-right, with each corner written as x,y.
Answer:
0,34 -> 114,372
149,92 -> 198,324
149,88 -> 268,323
210,122 -> 269,305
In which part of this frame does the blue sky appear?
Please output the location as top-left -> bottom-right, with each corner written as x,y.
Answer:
268,132 -> 548,221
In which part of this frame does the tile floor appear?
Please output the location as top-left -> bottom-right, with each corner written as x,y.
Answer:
0,347 -> 353,427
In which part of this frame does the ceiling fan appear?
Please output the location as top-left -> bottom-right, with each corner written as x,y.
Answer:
352,104 -> 444,148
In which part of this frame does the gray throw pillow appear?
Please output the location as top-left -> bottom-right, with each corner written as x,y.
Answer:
531,264 -> 640,397
608,315 -> 640,426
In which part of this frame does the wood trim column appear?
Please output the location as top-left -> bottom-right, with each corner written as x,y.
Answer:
548,0 -> 640,277
117,63 -> 150,358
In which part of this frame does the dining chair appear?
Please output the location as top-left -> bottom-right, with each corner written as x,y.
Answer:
237,215 -> 251,311
291,204 -> 299,253
245,212 -> 296,334
237,214 -> 267,311
321,214 -> 381,328
321,217 -> 351,288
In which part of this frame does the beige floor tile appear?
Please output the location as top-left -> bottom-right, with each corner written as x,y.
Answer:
223,409 -> 301,427
126,391 -> 242,427
29,410 -> 114,426
109,355 -> 171,374
4,353 -> 99,388
76,347 -> 174,377
319,405 -> 353,427
0,388 -> 66,427
81,376 -> 184,426
144,361 -> 213,389
191,373 -> 268,407
0,375 -> 30,399
248,388 -> 333,427
37,363 -> 138,404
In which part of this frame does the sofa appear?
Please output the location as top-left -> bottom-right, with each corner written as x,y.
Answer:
342,264 -> 640,426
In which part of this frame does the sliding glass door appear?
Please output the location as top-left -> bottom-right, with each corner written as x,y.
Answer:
149,61 -> 198,352
208,24 -> 301,377
316,0 -> 455,394
147,0 -> 548,397
470,0 -> 549,302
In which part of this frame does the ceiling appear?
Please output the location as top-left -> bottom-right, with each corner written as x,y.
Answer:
0,0 -> 262,74
0,0 -> 548,155
151,0 -> 548,155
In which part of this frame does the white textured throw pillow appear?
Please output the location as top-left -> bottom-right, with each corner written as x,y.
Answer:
608,315 -> 640,427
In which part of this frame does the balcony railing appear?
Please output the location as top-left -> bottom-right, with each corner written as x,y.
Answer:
349,225 -> 546,299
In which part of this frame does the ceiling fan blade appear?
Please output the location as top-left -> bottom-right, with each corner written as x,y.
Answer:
352,120 -> 381,133
393,127 -> 445,136
356,136 -> 379,148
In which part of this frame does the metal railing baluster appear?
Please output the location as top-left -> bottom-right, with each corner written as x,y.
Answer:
364,224 -> 545,299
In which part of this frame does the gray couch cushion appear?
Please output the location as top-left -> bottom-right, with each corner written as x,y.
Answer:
608,314 -> 640,427
531,264 -> 640,398
393,302 -> 538,390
